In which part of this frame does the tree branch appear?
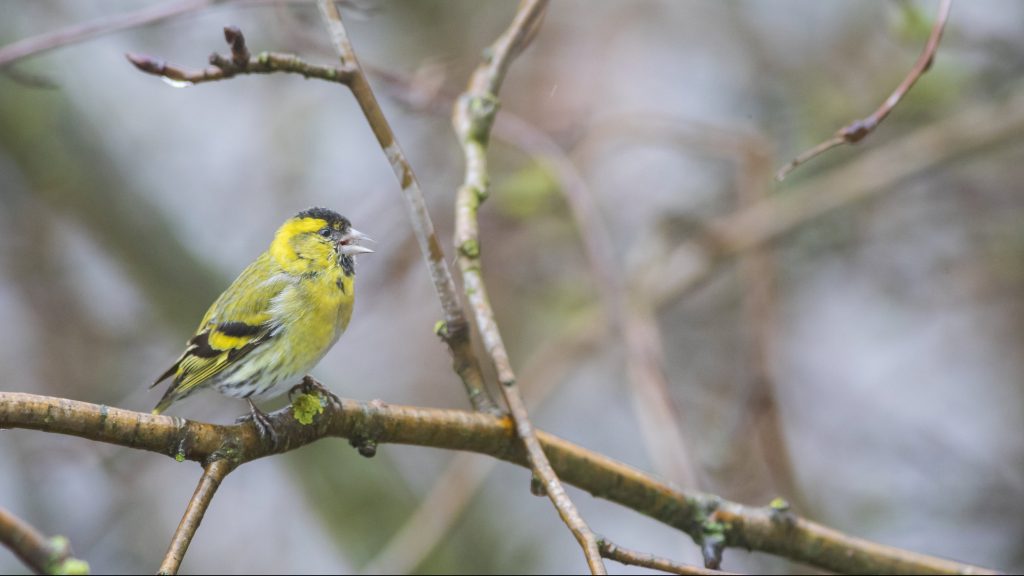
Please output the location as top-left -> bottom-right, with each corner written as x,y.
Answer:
0,506 -> 89,575
450,1 -> 607,574
598,538 -> 731,575
126,48 -> 354,86
776,0 -> 953,180
158,459 -> 235,575
0,392 -> 999,575
312,0 -> 496,412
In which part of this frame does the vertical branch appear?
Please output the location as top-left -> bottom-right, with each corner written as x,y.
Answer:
735,146 -> 806,510
0,507 -> 89,575
158,459 -> 235,575
315,0 -> 496,412
452,1 -> 606,573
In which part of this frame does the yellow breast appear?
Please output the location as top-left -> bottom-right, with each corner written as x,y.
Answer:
273,268 -> 355,364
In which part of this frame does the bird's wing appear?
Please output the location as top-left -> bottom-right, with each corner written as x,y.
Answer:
152,253 -> 293,411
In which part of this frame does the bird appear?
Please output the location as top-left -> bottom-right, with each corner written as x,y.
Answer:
151,207 -> 372,441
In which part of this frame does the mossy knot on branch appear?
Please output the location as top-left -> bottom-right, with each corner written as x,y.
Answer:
292,392 -> 325,426
457,93 -> 500,143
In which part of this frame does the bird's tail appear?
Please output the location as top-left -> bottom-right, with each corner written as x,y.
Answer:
151,362 -> 181,415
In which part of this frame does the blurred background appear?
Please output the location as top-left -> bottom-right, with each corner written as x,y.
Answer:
1,1 -> 1023,573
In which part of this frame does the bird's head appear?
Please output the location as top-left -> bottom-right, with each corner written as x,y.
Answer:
270,207 -> 373,276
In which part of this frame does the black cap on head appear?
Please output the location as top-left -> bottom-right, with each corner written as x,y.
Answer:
296,207 -> 350,230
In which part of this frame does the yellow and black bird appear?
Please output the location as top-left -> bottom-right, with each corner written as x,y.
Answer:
151,208 -> 372,438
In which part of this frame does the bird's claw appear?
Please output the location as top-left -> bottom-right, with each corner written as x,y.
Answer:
289,375 -> 342,410
237,399 -> 280,449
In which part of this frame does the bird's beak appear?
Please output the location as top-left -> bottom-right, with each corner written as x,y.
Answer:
338,228 -> 374,255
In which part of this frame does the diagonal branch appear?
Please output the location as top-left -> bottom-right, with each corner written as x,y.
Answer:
157,459 -> 235,575
776,0 -> 953,180
450,1 -> 606,574
313,1 -> 496,412
0,507 -> 89,575
0,391 -> 999,575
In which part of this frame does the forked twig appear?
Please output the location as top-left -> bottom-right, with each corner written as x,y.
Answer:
776,0 -> 953,180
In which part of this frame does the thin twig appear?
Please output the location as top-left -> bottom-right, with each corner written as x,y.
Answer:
313,0 -> 496,412
126,48 -> 354,85
158,459 -> 235,575
598,538 -> 732,575
776,0 -> 953,180
0,507 -> 89,575
450,1 -> 605,574
0,392 -> 999,575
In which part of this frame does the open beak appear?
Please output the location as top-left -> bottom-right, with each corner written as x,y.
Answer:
338,228 -> 374,255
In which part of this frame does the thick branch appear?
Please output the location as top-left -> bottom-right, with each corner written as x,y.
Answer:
0,392 -> 998,575
158,459 -> 235,575
0,507 -> 89,575
776,0 -> 953,180
450,1 -> 606,574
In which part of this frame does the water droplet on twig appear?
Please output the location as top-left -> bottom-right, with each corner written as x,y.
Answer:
160,77 -> 193,89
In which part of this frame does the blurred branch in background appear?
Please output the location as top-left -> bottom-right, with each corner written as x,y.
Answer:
362,317 -> 603,574
775,0 -> 953,180
733,141 -> 808,513
0,507 -> 89,575
449,0 -> 608,572
0,0 -> 335,71
639,88 -> 1024,308
0,76 -> 221,333
0,391 -> 1000,575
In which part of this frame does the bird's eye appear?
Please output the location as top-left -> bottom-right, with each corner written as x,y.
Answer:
318,228 -> 331,238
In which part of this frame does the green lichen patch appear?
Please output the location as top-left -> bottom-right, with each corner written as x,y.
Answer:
292,392 -> 324,425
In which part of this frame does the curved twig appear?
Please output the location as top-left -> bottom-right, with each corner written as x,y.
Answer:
776,0 -> 953,180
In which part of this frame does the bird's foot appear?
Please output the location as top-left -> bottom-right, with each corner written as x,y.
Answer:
236,399 -> 280,448
289,375 -> 342,410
